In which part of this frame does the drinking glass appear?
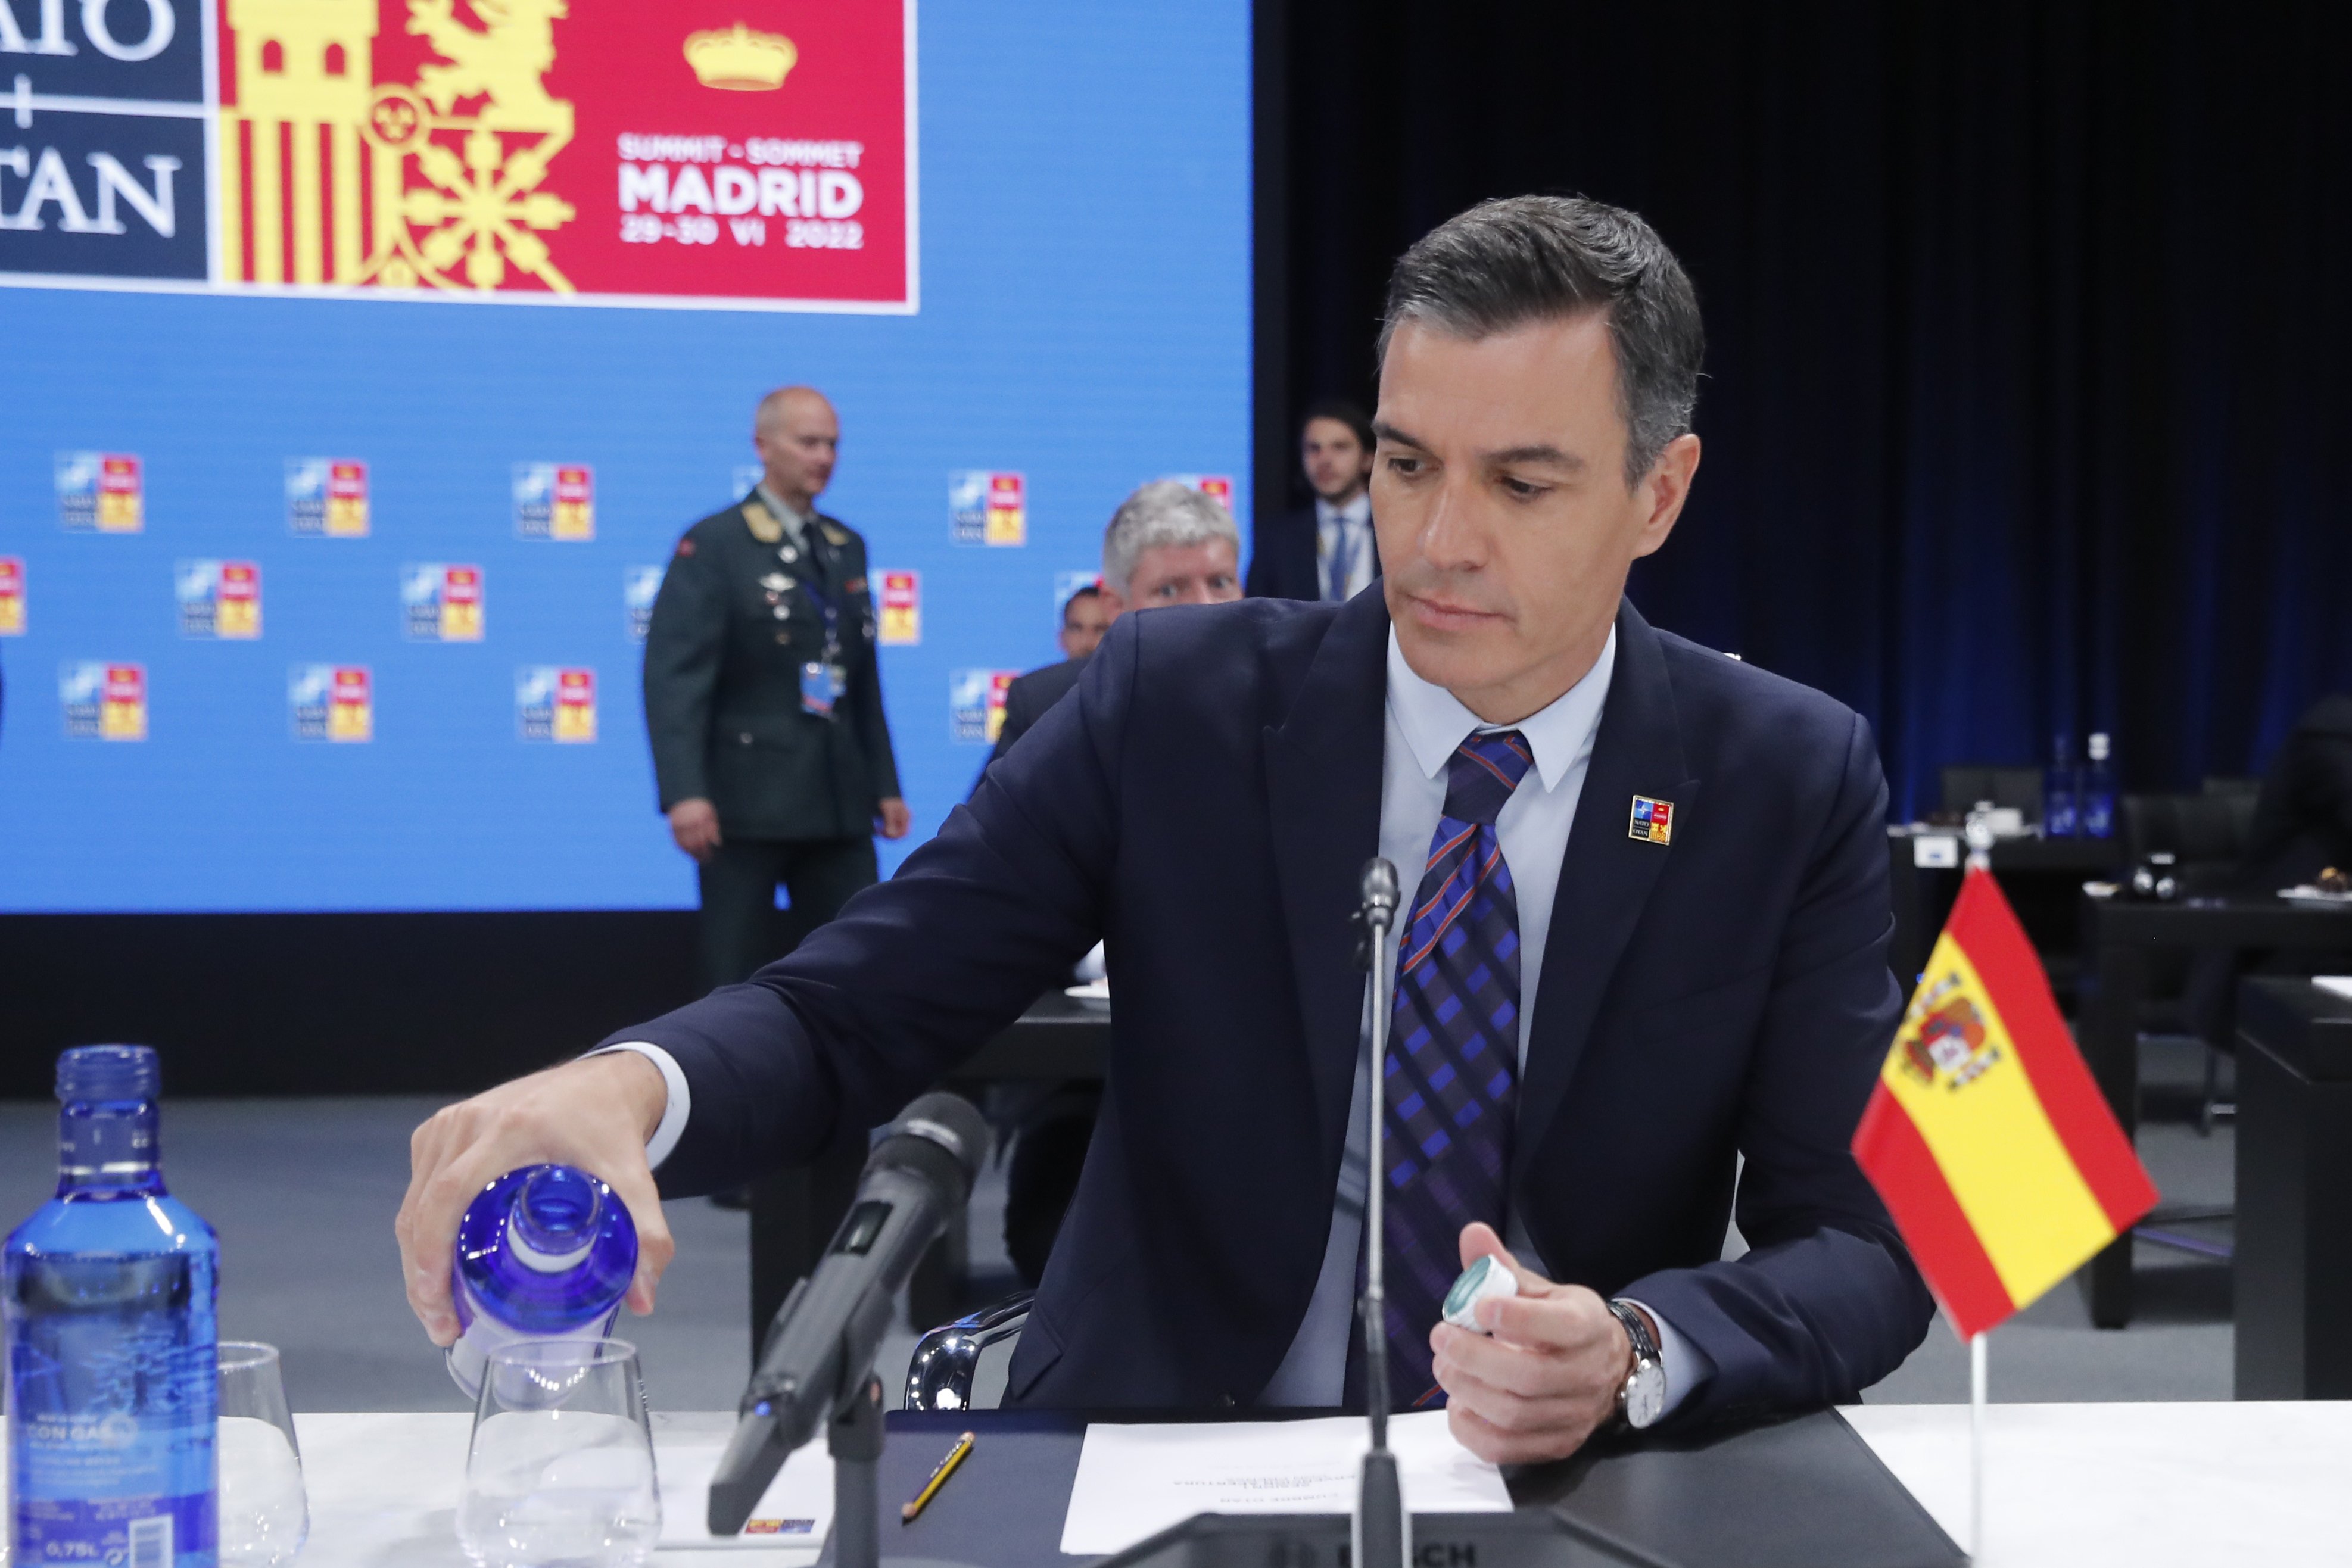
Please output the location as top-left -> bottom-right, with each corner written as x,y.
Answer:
456,1339 -> 661,1568
217,1342 -> 309,1567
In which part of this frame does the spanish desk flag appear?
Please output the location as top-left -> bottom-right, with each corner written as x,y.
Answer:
1853,866 -> 2158,1338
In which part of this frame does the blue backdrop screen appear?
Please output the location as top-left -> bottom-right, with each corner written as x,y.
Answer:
0,4 -> 1251,913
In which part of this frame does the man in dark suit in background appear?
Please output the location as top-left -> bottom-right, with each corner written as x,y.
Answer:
401,196 -> 1930,1461
986,481 -> 1242,772
643,386 -> 912,995
1247,398 -> 1379,601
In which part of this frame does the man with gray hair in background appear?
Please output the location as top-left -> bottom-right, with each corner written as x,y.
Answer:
984,477 -> 1242,770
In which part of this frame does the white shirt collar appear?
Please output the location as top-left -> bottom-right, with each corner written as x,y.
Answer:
754,483 -> 812,541
1385,623 -> 1616,794
1315,491 -> 1372,531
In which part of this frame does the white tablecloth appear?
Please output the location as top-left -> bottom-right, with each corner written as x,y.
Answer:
13,1403 -> 2352,1566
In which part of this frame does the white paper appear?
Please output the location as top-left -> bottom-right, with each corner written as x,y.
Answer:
653,1433 -> 834,1552
1058,1411 -> 1512,1555
2314,975 -> 2352,1001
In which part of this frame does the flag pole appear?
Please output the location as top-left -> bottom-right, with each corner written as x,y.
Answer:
1969,1330 -> 1987,1558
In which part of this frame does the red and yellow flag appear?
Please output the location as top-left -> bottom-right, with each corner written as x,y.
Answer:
1853,866 -> 2158,1339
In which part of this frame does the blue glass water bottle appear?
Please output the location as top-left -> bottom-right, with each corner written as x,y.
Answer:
2043,731 -> 2080,837
446,1165 -> 638,1400
6,1045 -> 219,1568
2082,731 -> 2117,839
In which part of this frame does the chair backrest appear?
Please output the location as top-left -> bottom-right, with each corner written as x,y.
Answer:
2120,791 -> 2259,872
2201,775 -> 2263,799
1939,765 -> 2045,822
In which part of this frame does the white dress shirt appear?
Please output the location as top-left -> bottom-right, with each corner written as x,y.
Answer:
601,620 -> 1709,1413
1316,492 -> 1376,601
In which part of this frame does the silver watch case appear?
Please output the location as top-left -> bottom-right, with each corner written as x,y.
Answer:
1608,1299 -> 1667,1430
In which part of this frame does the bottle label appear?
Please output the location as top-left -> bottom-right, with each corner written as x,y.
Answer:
11,1405 -> 218,1568
446,1295 -> 624,1401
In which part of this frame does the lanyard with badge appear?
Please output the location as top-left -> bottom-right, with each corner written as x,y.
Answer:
790,532 -> 849,721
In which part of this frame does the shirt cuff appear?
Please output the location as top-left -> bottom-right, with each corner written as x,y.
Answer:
1617,1297 -> 1714,1419
585,1042 -> 689,1172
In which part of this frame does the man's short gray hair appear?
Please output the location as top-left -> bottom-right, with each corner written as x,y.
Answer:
1379,195 -> 1705,489
1101,480 -> 1241,594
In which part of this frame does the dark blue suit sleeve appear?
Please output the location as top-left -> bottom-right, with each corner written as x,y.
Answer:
1619,712 -> 1933,1423
610,619 -> 1134,1195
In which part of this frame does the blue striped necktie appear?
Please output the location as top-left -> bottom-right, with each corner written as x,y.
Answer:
1349,729 -> 1534,1409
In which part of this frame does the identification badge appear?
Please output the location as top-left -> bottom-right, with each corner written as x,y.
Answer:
800,661 -> 836,719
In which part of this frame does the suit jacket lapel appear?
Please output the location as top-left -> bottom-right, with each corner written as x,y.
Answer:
1513,601 -> 1698,1184
1265,591 -> 1391,1160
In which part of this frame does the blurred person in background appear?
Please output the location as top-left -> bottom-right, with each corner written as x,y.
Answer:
1247,398 -> 1379,601
644,385 -> 911,1000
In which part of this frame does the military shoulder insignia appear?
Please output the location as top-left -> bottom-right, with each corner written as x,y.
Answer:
675,538 -> 696,557
1628,795 -> 1674,845
819,520 -> 851,548
742,501 -> 784,545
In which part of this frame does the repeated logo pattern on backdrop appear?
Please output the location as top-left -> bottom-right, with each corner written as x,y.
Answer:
23,459 -> 1232,750
0,0 -> 915,311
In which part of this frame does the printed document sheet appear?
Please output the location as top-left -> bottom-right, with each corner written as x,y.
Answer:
654,1435 -> 833,1553
1059,1410 -> 1513,1555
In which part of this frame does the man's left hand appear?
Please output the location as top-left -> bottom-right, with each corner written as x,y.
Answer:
877,797 -> 912,839
1430,1222 -> 1636,1464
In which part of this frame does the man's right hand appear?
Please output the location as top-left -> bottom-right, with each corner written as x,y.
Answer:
669,797 -> 722,862
396,1052 -> 676,1346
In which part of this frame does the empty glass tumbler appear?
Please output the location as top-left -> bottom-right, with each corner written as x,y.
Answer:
216,1343 -> 307,1567
457,1339 -> 661,1568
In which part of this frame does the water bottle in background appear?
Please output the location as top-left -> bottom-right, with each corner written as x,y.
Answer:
6,1045 -> 220,1568
2043,731 -> 2080,838
2082,732 -> 2117,839
447,1167 -> 638,1401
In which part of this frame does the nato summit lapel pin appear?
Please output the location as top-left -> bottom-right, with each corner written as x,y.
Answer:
1628,795 -> 1675,845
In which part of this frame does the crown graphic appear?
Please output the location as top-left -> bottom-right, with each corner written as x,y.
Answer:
684,23 -> 796,91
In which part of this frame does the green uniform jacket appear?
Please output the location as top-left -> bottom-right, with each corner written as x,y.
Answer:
643,493 -> 902,841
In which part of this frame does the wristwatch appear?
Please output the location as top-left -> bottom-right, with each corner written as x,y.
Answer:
1605,1299 -> 1667,1430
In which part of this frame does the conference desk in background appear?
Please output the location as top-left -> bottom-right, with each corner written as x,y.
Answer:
2236,976 -> 2352,1400
1885,827 -> 2122,996
2076,893 -> 2352,1329
747,992 -> 1113,1347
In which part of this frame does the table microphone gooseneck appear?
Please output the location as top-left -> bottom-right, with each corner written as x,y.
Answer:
1353,857 -> 1412,1568
706,1091 -> 992,1536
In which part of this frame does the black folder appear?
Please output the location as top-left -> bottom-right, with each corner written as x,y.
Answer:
856,1407 -> 1963,1567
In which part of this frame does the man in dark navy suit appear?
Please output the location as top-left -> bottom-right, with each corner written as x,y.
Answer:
1248,398 -> 1381,601
400,195 -> 1932,1462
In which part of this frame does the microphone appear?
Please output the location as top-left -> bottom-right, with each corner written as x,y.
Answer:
1354,859 -> 1410,1568
706,1092 -> 992,1535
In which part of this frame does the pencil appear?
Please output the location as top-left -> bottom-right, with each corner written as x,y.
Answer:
900,1430 -> 976,1523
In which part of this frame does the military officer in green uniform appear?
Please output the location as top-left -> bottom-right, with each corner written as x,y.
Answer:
645,386 -> 911,992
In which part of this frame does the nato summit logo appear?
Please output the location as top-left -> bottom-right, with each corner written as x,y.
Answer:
516,666 -> 596,741
288,460 -> 370,537
289,664 -> 372,742
949,471 -> 1024,547
624,566 -> 662,642
56,452 -> 142,532
60,661 -> 145,740
176,559 -> 262,638
403,563 -> 484,641
949,668 -> 1015,746
515,463 -> 594,540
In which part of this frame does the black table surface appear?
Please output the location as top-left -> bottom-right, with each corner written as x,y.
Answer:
2238,975 -> 2352,1081
952,989 -> 1112,1083
846,1407 -> 1961,1568
2079,891 -> 2352,944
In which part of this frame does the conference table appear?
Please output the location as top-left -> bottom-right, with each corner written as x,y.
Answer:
2074,891 -> 2352,1327
208,1400 -> 2351,1568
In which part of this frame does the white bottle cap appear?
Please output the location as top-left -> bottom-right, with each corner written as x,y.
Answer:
1440,1254 -> 1520,1332
2088,732 -> 2110,761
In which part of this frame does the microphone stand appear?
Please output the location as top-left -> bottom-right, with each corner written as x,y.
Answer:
1354,858 -> 1410,1568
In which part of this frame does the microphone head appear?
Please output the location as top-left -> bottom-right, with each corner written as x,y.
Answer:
873,1091 -> 992,1200
1359,857 -> 1400,914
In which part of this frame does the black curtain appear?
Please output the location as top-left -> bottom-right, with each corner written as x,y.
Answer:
1270,1 -> 2352,815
